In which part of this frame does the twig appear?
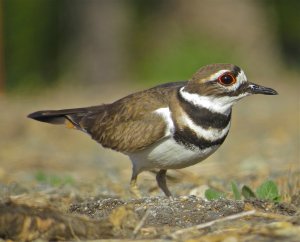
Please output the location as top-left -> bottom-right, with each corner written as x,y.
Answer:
171,210 -> 256,239
68,219 -> 81,241
133,209 -> 151,236
253,211 -> 292,220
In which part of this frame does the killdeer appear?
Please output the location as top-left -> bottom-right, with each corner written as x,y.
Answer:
28,63 -> 278,197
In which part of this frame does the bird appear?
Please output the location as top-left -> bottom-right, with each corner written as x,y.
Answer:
28,63 -> 278,197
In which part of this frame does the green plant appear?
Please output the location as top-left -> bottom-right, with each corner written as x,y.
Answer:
256,180 -> 281,202
35,171 -> 75,187
231,181 -> 241,200
204,188 -> 225,201
241,185 -> 256,199
205,180 -> 281,202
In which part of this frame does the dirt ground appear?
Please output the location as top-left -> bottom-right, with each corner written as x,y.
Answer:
0,77 -> 299,241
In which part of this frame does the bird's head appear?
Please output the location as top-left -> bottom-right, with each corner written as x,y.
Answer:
180,64 -> 278,113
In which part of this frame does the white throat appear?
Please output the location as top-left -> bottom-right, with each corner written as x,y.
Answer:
179,87 -> 248,114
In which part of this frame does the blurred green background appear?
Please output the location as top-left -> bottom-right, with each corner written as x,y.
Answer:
1,0 -> 299,92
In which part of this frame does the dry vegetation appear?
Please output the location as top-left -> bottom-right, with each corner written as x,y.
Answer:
0,78 -> 299,241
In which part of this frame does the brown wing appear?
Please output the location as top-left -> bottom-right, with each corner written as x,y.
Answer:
80,82 -> 186,152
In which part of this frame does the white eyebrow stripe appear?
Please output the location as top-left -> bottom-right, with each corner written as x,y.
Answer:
208,70 -> 230,81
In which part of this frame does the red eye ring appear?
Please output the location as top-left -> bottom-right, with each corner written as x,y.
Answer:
218,72 -> 236,86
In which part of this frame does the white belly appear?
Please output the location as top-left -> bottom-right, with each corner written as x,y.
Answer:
129,136 -> 220,172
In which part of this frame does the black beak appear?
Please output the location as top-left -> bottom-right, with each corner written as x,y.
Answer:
247,82 -> 278,95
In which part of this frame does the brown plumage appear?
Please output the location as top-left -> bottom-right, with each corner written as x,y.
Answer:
28,81 -> 186,152
28,63 -> 278,197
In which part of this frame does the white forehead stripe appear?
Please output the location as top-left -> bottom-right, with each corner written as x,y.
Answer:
236,70 -> 247,84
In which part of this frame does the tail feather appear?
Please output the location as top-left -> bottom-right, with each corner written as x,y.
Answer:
27,106 -> 102,130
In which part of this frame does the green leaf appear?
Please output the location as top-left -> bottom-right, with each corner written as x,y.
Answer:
231,181 -> 241,200
34,171 -> 75,187
241,185 -> 256,199
35,171 -> 47,183
256,180 -> 281,202
205,188 -> 225,201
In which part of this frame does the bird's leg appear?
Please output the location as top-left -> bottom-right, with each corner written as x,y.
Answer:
156,169 -> 173,198
130,170 -> 142,198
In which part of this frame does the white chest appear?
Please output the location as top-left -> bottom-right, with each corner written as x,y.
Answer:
129,104 -> 230,173
129,136 -> 220,172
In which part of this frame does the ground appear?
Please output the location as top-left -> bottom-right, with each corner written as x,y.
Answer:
0,78 -> 299,241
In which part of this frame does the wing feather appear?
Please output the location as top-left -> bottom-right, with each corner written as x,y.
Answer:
81,81 -> 186,152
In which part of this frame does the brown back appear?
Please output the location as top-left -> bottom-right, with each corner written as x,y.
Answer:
80,81 -> 186,152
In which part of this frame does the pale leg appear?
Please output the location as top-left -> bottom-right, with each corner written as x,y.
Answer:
130,168 -> 142,198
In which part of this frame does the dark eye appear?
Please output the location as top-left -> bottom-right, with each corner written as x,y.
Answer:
218,73 -> 236,86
